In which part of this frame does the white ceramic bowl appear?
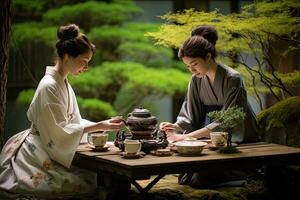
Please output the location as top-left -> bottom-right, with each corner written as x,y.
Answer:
174,140 -> 207,155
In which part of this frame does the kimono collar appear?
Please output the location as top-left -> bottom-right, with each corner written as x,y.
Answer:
45,66 -> 67,86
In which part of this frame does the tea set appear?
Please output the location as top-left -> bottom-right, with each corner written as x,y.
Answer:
86,106 -> 231,158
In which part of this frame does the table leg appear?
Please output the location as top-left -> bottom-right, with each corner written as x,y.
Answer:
131,174 -> 165,193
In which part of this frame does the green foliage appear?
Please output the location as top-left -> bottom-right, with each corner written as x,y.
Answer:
172,60 -> 187,72
10,23 -> 57,48
274,70 -> 300,87
236,66 -> 300,96
89,26 -> 146,44
117,42 -> 173,68
148,1 -> 300,50
12,0 -> 48,12
43,1 -> 142,31
104,62 -> 189,95
76,97 -> 117,121
69,66 -> 113,98
257,96 -> 300,130
207,106 -> 246,132
89,22 -> 159,44
88,22 -> 161,62
16,89 -> 36,106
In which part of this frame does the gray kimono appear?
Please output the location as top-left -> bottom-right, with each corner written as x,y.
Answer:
176,64 -> 260,143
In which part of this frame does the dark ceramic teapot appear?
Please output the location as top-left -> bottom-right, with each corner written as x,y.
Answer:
126,106 -> 158,139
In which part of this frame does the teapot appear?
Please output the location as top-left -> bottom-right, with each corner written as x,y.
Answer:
126,106 -> 158,132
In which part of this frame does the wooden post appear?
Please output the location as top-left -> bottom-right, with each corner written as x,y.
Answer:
0,0 -> 11,149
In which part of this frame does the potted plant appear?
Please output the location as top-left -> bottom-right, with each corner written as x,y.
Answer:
207,106 -> 246,153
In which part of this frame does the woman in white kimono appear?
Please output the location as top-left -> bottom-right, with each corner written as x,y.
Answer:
160,25 -> 261,188
0,24 -> 123,198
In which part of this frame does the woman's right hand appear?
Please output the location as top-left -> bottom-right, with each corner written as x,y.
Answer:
159,122 -> 181,132
98,119 -> 124,132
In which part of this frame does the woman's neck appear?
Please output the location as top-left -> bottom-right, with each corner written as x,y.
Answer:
206,61 -> 218,85
54,60 -> 68,80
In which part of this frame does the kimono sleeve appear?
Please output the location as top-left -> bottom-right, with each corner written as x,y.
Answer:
176,77 -> 204,133
68,87 -> 96,143
34,85 -> 84,168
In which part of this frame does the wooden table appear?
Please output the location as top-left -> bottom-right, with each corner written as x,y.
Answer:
73,142 -> 300,193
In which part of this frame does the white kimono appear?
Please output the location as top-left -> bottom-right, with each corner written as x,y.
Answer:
0,67 -> 97,196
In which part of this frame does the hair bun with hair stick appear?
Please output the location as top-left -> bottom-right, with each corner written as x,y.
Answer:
57,24 -> 80,41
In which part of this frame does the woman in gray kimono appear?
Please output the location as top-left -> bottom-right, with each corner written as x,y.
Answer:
160,25 -> 260,188
0,24 -> 124,198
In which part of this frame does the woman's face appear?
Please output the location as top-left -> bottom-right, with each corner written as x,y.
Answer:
182,55 -> 210,78
67,51 -> 93,76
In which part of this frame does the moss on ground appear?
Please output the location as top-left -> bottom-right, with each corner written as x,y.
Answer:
129,175 -> 267,200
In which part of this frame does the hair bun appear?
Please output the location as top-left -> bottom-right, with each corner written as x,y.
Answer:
191,25 -> 218,46
57,24 -> 80,41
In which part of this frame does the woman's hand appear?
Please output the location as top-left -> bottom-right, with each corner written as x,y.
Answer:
84,117 -> 125,134
98,118 -> 124,132
165,130 -> 186,143
160,122 -> 182,132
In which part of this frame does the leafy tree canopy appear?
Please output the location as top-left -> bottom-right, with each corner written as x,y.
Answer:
117,42 -> 173,68
10,23 -> 56,48
148,0 -> 300,51
12,0 -> 48,13
89,22 -> 160,44
76,96 -> 117,121
43,1 -> 142,31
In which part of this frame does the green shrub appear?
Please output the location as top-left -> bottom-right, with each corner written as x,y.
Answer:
10,23 -> 56,48
69,67 -> 113,98
257,96 -> 300,130
172,60 -> 187,72
16,89 -> 36,106
126,22 -> 160,33
99,61 -> 190,96
12,0 -> 48,13
43,1 -> 142,31
77,97 -> 117,121
88,22 -> 161,62
89,25 -> 149,45
117,42 -> 173,67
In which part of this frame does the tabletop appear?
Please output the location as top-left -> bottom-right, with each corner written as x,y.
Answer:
74,142 -> 300,180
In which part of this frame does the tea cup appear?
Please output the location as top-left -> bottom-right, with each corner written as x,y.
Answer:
124,139 -> 141,154
210,132 -> 228,147
87,132 -> 108,147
